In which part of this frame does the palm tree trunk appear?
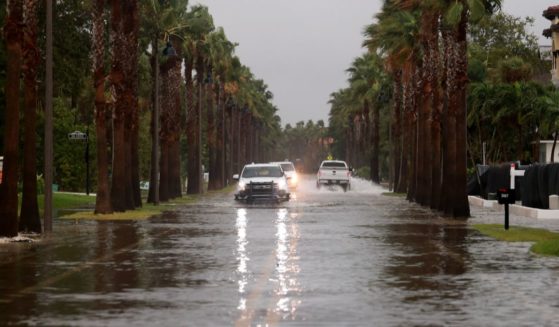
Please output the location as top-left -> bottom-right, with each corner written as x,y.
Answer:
418,11 -> 440,207
124,0 -> 139,209
371,101 -> 380,184
216,85 -> 225,188
170,139 -> 181,197
392,71 -> 402,192
429,14 -> 443,210
400,84 -> 410,197
185,58 -> 201,194
19,0 -> 42,233
195,61 -> 205,193
207,80 -> 218,191
158,61 -> 171,202
241,111 -> 248,164
453,6 -> 470,217
226,102 -> 233,184
109,0 -> 128,212
443,28 -> 458,216
93,0 -> 113,213
168,48 -> 182,198
238,107 -> 243,169
147,37 -> 158,204
0,0 -> 23,237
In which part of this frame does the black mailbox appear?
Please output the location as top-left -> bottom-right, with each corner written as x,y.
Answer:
497,188 -> 515,205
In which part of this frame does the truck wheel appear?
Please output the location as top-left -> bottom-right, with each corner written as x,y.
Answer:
342,185 -> 348,192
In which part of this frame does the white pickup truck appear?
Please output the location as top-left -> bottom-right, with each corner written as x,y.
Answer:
316,160 -> 351,192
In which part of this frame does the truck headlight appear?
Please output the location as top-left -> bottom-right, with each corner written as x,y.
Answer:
291,173 -> 298,183
277,179 -> 287,191
238,181 -> 246,191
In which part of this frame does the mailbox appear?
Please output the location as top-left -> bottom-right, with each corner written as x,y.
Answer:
497,188 -> 515,205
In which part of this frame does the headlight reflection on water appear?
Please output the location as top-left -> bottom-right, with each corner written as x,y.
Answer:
236,209 -> 248,310
235,208 -> 301,322
274,209 -> 301,318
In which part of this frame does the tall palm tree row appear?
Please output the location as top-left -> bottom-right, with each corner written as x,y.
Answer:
0,0 -> 283,236
329,0 -> 502,218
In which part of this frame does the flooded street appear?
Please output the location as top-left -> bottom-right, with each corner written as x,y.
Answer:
2,176 -> 559,326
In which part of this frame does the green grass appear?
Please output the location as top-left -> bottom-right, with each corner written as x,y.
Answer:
17,192 -> 96,216
473,224 -> 559,256
382,192 -> 406,197
60,196 -> 196,221
44,193 -> 95,210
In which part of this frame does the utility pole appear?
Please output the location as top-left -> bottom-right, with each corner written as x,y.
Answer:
154,41 -> 160,205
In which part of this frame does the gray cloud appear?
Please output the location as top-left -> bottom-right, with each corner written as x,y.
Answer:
194,0 -> 553,126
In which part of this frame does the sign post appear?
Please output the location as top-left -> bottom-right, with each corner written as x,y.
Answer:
68,130 -> 90,195
497,164 -> 525,230
497,188 -> 515,230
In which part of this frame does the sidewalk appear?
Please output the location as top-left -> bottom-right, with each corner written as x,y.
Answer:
468,196 -> 559,232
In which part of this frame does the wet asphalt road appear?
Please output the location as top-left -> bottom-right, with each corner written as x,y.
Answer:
1,176 -> 559,326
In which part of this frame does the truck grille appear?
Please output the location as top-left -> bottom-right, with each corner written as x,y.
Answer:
248,182 -> 277,196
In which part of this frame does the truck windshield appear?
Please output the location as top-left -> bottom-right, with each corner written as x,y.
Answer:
242,166 -> 283,178
280,164 -> 294,172
322,162 -> 347,168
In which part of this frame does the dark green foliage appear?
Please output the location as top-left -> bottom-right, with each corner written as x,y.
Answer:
469,12 -> 546,80
278,120 -> 327,173
52,98 -> 97,192
468,58 -> 487,83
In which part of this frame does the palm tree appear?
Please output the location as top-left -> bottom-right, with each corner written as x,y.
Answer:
157,33 -> 183,201
0,0 -> 23,237
110,0 -> 140,211
442,0 -> 502,217
142,0 -> 188,203
208,27 -> 236,189
124,0 -> 141,208
92,0 -> 113,214
184,5 -> 214,195
347,52 -> 384,183
19,0 -> 42,232
364,6 -> 421,196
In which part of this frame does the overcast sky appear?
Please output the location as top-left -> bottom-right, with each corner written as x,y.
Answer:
193,0 -> 555,127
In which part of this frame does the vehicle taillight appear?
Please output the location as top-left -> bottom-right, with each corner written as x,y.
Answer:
318,171 -> 321,177
347,171 -> 351,177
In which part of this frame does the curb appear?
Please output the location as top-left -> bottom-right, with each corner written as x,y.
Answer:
469,196 -> 559,220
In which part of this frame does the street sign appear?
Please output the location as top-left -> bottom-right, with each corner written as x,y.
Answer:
68,131 -> 88,141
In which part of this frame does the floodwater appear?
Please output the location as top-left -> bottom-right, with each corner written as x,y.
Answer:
1,176 -> 559,326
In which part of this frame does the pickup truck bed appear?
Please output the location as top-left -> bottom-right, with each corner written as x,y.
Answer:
316,160 -> 351,191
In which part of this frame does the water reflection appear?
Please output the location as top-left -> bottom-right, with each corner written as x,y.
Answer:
235,207 -> 302,324
382,211 -> 471,318
272,209 -> 302,320
236,208 -> 249,312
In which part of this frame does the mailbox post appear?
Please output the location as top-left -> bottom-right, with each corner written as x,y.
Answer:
497,163 -> 526,230
497,188 -> 515,230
